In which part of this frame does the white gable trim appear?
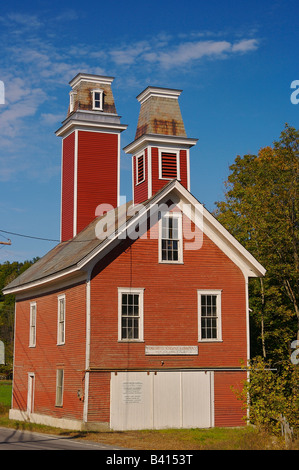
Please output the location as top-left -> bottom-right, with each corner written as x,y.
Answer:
175,182 -> 266,278
80,180 -> 265,278
3,180 -> 265,295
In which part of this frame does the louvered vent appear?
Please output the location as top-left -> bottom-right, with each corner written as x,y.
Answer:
161,152 -> 177,179
137,155 -> 144,183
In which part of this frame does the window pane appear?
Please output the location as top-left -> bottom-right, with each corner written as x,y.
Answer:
201,295 -> 218,339
56,370 -> 64,406
58,298 -> 65,344
161,216 -> 180,262
121,292 -> 140,339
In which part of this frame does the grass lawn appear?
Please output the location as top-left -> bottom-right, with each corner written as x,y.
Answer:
0,380 -> 295,450
0,380 -> 12,407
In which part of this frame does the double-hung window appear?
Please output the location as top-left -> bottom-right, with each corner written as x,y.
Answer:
118,288 -> 144,341
57,295 -> 65,345
198,290 -> 222,341
29,302 -> 36,347
160,212 -> 183,263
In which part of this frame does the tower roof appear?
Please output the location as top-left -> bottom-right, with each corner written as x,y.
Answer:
135,86 -> 187,140
67,73 -> 117,116
55,73 -> 127,137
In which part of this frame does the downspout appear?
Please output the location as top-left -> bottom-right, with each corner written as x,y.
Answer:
10,302 -> 17,413
245,274 -> 250,424
83,269 -> 91,424
245,275 -> 250,363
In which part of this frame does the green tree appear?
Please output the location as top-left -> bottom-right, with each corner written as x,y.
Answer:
215,124 -> 299,363
0,258 -> 38,365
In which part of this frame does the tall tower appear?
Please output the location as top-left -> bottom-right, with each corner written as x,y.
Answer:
56,73 -> 127,241
123,86 -> 197,205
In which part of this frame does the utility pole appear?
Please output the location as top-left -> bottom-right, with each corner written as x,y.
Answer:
0,239 -> 11,245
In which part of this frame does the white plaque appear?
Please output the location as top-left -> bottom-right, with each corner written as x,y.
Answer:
145,345 -> 198,355
122,381 -> 143,404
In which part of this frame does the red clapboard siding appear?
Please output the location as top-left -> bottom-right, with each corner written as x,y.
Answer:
12,283 -> 86,421
151,147 -> 164,195
87,215 -> 247,426
214,371 -> 246,427
89,216 -> 247,371
77,130 -> 118,234
87,372 -> 111,423
61,132 -> 75,241
179,150 -> 188,188
134,149 -> 148,204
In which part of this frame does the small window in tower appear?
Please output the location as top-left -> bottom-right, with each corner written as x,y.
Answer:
69,91 -> 77,113
91,89 -> 103,111
160,150 -> 180,180
136,154 -> 145,185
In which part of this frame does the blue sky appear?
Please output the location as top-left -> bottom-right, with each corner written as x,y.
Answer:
0,0 -> 298,262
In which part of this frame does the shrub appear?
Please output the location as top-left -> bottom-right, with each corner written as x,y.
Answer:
0,365 -> 13,380
235,357 -> 299,435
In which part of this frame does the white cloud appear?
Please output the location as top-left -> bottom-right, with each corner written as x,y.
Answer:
139,38 -> 259,69
231,38 -> 259,53
0,79 -> 46,137
110,41 -> 151,65
155,40 -> 232,68
6,12 -> 42,29
0,9 -> 260,182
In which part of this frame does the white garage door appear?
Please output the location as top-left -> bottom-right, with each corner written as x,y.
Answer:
110,370 -> 214,431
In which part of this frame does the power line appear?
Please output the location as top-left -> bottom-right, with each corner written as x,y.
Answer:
0,229 -> 99,243
0,229 -> 60,242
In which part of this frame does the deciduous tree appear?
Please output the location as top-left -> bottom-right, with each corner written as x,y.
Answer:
215,124 -> 299,363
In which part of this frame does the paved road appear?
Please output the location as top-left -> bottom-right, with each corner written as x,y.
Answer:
0,426 -> 125,450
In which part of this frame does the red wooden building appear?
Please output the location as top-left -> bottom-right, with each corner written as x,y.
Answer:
3,74 -> 265,431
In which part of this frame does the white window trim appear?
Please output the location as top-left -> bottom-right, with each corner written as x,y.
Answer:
27,372 -> 35,414
29,302 -> 36,347
57,294 -> 66,345
159,211 -> 183,264
55,369 -> 64,407
91,89 -> 104,111
136,153 -> 145,185
197,290 -> 222,342
69,91 -> 77,113
158,148 -> 180,181
118,287 -> 144,342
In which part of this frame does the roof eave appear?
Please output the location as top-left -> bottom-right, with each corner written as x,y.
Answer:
2,265 -> 85,296
3,180 -> 266,295
123,134 -> 198,155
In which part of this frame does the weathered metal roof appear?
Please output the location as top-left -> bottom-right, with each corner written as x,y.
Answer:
3,180 -> 266,295
134,87 -> 187,140
4,202 -> 134,291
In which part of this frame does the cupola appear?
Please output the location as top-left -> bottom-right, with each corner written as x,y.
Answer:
56,73 -> 127,241
124,86 -> 198,204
